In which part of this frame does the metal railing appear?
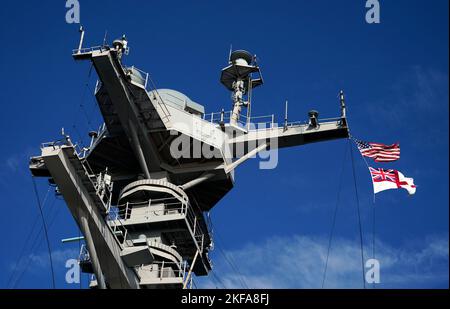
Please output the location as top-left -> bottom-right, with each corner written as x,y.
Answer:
124,64 -> 172,123
203,110 -> 276,130
68,152 -> 127,246
203,110 -> 344,131
184,204 -> 206,253
76,160 -> 129,246
147,241 -> 183,263
93,171 -> 113,214
41,123 -> 106,160
148,87 -> 172,122
115,196 -> 186,219
138,261 -> 186,280
284,116 -> 343,129
115,197 -> 207,252
107,212 -> 129,246
72,45 -> 110,55
128,66 -> 149,89
39,140 -> 128,247
41,139 -> 68,150
72,43 -> 172,125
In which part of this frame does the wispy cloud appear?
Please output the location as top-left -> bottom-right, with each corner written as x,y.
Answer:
4,246 -> 79,288
0,147 -> 38,188
363,66 -> 448,145
7,248 -> 78,280
5,156 -> 20,172
197,234 -> 449,289
1,148 -> 36,173
27,248 -> 79,270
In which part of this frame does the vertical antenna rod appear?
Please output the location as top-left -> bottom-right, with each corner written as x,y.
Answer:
77,26 -> 85,54
284,100 -> 289,130
339,90 -> 346,118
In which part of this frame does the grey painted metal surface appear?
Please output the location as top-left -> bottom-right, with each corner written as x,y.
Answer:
29,34 -> 349,289
37,145 -> 140,288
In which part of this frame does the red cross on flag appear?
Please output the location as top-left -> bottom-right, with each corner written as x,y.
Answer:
369,167 -> 416,195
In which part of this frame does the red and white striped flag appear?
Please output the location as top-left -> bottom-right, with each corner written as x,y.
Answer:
354,138 -> 400,162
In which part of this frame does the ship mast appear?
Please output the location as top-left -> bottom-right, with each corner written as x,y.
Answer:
29,30 -> 348,289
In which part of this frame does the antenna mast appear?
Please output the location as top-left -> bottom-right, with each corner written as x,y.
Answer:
220,50 -> 263,127
29,34 -> 349,289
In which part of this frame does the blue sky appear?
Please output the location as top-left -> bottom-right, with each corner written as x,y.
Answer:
0,0 -> 448,289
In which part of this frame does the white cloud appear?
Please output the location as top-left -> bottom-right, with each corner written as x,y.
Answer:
9,248 -> 79,276
368,66 -> 448,122
28,248 -> 79,269
6,156 -> 20,172
5,247 -> 79,288
362,66 -> 448,150
197,234 -> 449,289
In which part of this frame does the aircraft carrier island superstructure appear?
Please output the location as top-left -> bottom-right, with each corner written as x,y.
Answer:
29,32 -> 349,289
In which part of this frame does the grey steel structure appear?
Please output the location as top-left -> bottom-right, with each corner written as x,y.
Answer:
29,33 -> 349,289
